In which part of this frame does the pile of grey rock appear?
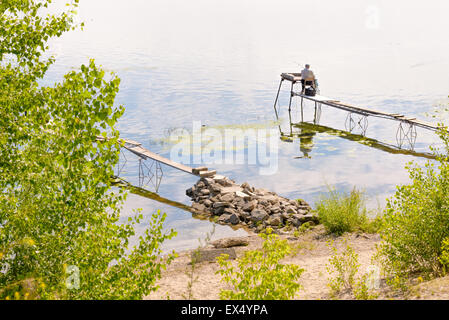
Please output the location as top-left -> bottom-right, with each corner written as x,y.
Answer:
186,175 -> 318,233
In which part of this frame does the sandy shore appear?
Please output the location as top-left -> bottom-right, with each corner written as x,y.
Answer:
146,225 -> 383,300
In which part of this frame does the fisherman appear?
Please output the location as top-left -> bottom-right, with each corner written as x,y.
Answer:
300,64 -> 316,93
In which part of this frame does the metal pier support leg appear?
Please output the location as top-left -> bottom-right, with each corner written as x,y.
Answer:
138,158 -> 164,192
152,161 -> 163,192
396,122 -> 406,149
312,101 -> 322,125
288,106 -> 293,126
273,79 -> 284,120
300,96 -> 304,122
396,122 -> 417,150
357,115 -> 369,136
138,158 -> 144,187
116,147 -> 127,176
345,113 -> 368,135
287,81 -> 294,113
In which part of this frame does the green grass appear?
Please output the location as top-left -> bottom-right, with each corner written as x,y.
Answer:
315,187 -> 380,236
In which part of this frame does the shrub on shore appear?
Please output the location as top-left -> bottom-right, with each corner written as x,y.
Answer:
377,127 -> 449,278
326,240 -> 379,300
216,228 -> 304,300
315,187 -> 379,235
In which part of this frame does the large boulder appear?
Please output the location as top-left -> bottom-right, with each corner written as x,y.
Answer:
203,177 -> 215,185
290,213 -> 319,227
267,214 -> 283,226
213,202 -> 229,208
186,186 -> 195,197
210,183 -> 223,193
220,193 -> 235,203
200,189 -> 210,196
213,175 -> 234,187
218,213 -> 239,225
192,202 -> 206,212
203,199 -> 212,207
250,209 -> 268,222
211,237 -> 249,248
286,207 -> 297,214
213,206 -> 225,215
243,200 -> 258,212
270,205 -> 281,214
235,191 -> 251,200
196,181 -> 205,188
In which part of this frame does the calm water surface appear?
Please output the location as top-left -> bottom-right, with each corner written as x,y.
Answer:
45,0 -> 449,251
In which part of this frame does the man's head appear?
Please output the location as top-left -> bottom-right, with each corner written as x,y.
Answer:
305,64 -> 310,69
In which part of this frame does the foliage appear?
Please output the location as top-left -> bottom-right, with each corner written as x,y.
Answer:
316,187 -> 372,235
326,240 -> 378,299
293,221 -> 314,238
383,269 -> 410,294
360,215 -> 383,234
326,240 -> 360,295
216,228 -> 304,300
353,272 -> 378,300
377,127 -> 449,278
0,0 -> 176,299
439,237 -> 449,274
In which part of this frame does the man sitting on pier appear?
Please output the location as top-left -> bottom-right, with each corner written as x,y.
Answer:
300,64 -> 316,93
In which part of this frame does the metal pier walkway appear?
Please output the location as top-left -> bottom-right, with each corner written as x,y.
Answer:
120,138 -> 196,174
274,72 -> 441,131
97,136 -> 215,192
293,93 -> 440,131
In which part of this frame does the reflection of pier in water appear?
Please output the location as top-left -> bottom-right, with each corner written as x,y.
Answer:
279,120 -> 436,160
111,177 -> 244,230
112,176 -> 193,213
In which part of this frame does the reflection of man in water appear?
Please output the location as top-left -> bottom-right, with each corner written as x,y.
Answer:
298,128 -> 316,158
